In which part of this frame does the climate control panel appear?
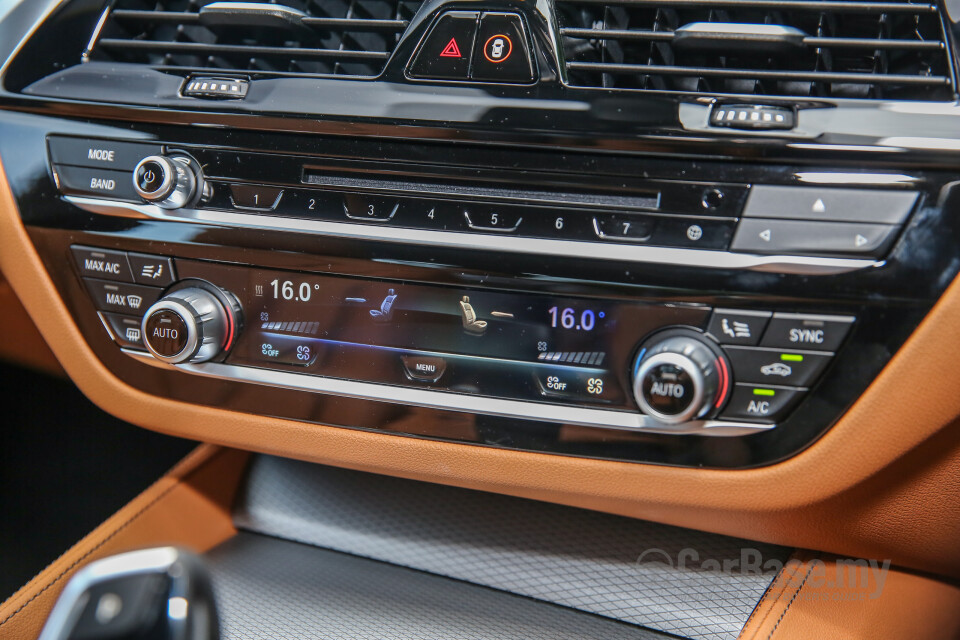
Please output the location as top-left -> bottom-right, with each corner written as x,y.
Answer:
72,245 -> 852,435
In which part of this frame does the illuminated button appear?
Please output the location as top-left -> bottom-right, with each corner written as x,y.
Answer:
471,13 -> 534,83
721,384 -> 805,423
725,346 -> 831,387
407,11 -> 478,80
256,334 -> 319,366
401,355 -> 447,382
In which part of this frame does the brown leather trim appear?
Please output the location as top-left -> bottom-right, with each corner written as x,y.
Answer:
0,276 -> 63,376
0,445 -> 249,640
738,553 -> 960,640
4,150 -> 960,576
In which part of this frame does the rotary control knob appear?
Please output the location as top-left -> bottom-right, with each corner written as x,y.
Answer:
632,329 -> 731,425
141,285 -> 240,364
133,155 -> 207,209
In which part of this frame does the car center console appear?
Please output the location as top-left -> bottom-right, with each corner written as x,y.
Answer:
2,0 -> 960,468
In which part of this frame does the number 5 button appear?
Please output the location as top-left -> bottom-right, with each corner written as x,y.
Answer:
463,205 -> 522,232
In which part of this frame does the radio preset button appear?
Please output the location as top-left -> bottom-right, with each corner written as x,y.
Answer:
229,184 -> 284,211
402,355 -> 447,382
72,246 -> 132,283
725,346 -> 832,387
463,207 -> 522,231
760,313 -> 854,351
84,279 -> 161,316
721,384 -> 805,423
343,194 -> 400,221
707,309 -> 772,346
593,215 -> 655,241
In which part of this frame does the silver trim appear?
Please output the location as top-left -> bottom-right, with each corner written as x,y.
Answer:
121,349 -> 773,436
141,299 -> 198,363
633,351 -> 705,425
133,155 -> 176,201
38,548 -> 181,640
65,197 -> 882,275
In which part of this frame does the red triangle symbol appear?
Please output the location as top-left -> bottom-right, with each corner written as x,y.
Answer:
439,37 -> 462,58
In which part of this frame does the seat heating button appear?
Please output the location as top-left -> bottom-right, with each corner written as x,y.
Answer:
407,11 -> 479,80
71,246 -> 132,283
721,384 -> 805,423
760,313 -> 855,351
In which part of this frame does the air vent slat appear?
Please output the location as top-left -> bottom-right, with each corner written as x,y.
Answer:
97,39 -> 390,61
556,0 -> 955,100
86,0 -> 423,78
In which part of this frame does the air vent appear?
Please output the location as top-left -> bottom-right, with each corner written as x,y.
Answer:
555,0 -> 956,100
85,0 -> 424,78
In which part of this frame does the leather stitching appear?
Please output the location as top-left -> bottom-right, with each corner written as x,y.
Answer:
0,445 -> 219,630
764,559 -> 817,640
738,551 -> 804,640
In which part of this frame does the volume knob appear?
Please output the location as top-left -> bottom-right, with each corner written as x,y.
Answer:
141,286 -> 238,364
632,329 -> 731,425
133,155 -> 205,209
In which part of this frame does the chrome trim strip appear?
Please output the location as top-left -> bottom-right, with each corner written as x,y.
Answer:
67,197 -> 881,275
122,349 -> 773,436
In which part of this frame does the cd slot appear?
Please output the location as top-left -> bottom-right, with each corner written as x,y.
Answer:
301,167 -> 660,211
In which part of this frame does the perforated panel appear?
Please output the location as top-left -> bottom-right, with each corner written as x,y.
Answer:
233,456 -> 791,640
207,533 -> 673,640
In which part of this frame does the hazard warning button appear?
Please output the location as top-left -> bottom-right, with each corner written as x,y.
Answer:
408,11 -> 478,80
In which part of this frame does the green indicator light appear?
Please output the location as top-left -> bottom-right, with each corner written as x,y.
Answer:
781,354 -> 804,362
753,388 -> 776,397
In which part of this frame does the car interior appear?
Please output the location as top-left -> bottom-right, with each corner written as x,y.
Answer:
2,0 -> 960,638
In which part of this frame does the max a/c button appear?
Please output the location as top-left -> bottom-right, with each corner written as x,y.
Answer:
402,355 -> 447,382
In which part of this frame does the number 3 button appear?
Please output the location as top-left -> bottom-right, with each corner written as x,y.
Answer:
343,194 -> 400,221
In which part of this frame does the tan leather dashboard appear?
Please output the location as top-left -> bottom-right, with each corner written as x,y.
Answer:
3,155 -> 960,579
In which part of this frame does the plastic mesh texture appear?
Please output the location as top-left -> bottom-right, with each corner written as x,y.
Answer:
233,455 -> 792,640
206,533 -> 673,640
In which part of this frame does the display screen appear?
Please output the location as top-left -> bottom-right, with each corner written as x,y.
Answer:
176,261 -> 710,410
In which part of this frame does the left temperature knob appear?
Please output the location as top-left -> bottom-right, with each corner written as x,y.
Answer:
132,155 -> 205,209
141,286 -> 239,364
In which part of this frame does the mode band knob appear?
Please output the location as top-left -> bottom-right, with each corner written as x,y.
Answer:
133,155 -> 205,209
141,286 -> 237,364
632,330 -> 731,425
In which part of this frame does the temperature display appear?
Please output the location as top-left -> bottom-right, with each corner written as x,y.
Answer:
547,307 -> 603,331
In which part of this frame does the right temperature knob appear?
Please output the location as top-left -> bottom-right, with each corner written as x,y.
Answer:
632,329 -> 731,425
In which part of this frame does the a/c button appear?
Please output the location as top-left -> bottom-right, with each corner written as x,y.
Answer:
721,384 -> 805,423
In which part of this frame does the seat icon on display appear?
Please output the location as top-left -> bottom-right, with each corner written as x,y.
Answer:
459,296 -> 488,335
370,289 -> 397,321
